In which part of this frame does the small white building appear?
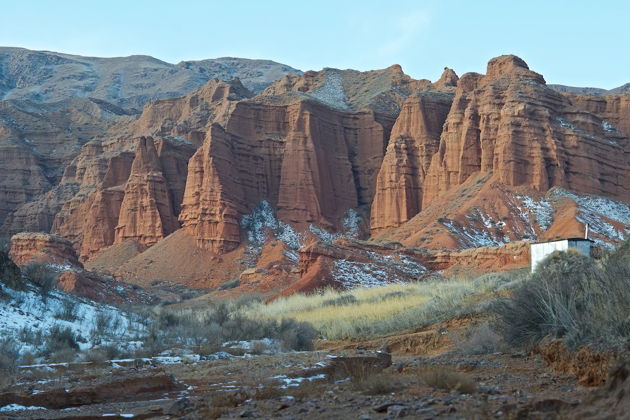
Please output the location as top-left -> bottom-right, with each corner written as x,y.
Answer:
530,238 -> 594,273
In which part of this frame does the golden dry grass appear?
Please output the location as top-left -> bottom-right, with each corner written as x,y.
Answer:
247,273 -> 518,340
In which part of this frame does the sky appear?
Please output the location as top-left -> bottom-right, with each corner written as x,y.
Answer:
1,0 -> 629,89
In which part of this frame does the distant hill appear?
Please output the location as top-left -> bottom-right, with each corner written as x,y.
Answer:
0,47 -> 301,111
549,82 -> 630,96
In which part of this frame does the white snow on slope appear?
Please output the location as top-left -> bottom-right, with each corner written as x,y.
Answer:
550,189 -> 630,245
0,283 -> 145,356
331,252 -> 426,290
240,201 -> 303,255
517,196 -> 553,231
441,219 -> 505,248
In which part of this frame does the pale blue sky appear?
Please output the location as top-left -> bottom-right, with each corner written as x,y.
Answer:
2,0 -> 628,88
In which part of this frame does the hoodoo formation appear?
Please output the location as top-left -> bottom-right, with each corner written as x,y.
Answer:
0,48 -> 629,294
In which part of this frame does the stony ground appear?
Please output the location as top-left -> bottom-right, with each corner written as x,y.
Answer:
1,343 -> 593,419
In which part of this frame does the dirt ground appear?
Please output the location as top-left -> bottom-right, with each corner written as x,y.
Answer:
1,335 -> 602,419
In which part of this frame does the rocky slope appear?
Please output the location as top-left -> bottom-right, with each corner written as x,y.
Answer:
0,47 -> 300,110
0,98 -> 134,228
2,51 -> 629,293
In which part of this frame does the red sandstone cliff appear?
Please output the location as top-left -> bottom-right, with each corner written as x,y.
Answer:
370,88 -> 455,233
1,54 -> 629,291
423,55 -> 630,208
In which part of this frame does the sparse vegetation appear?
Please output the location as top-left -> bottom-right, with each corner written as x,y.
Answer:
351,373 -> 405,395
0,250 -> 24,291
454,322 -> 509,355
418,366 -> 477,394
138,301 -> 317,356
42,325 -> 80,358
0,338 -> 19,390
248,273 -> 519,340
22,262 -> 58,296
0,236 -> 11,253
493,245 -> 630,350
55,298 -> 78,321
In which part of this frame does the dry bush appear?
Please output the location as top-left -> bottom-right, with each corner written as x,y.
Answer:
277,318 -> 318,351
0,339 -> 19,389
83,345 -> 121,363
419,367 -> 477,394
208,390 -> 249,407
55,299 -> 78,321
20,352 -> 38,366
136,302 -> 317,357
42,325 -> 79,358
351,373 -> 405,395
0,250 -> 24,291
493,247 -> 630,350
49,348 -> 77,363
455,322 -> 510,355
22,262 -> 58,296
285,380 -> 327,399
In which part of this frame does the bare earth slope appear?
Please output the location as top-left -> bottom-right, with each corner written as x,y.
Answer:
0,47 -> 301,110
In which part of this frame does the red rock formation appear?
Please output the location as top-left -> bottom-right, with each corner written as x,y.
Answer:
114,137 -> 179,246
53,136 -> 193,260
9,232 -> 82,267
370,90 -> 454,233
562,93 -> 630,149
179,98 -> 389,252
422,55 -> 630,209
0,142 -> 51,226
426,241 -> 530,273
57,270 -> 157,304
131,78 -> 251,146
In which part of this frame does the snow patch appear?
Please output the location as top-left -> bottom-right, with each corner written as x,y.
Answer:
602,120 -> 617,133
517,196 -> 553,231
222,338 -> 282,354
550,189 -> 630,245
310,71 -> 349,110
0,404 -> 46,412
441,219 -> 505,248
240,201 -> 303,254
273,373 -> 327,388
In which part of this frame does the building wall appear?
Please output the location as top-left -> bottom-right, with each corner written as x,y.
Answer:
568,240 -> 593,257
530,240 -> 592,272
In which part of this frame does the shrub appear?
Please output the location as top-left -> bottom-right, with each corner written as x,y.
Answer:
419,367 -> 477,394
0,338 -> 19,372
42,325 -> 79,357
351,373 -> 405,395
92,312 -> 113,337
83,345 -> 121,363
0,250 -> 24,290
55,299 -> 78,321
0,237 -> 11,253
455,322 -> 509,355
22,262 -> 58,295
0,338 -> 19,391
135,302 -> 317,357
493,248 -> 630,350
18,326 -> 44,347
278,318 -> 318,351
